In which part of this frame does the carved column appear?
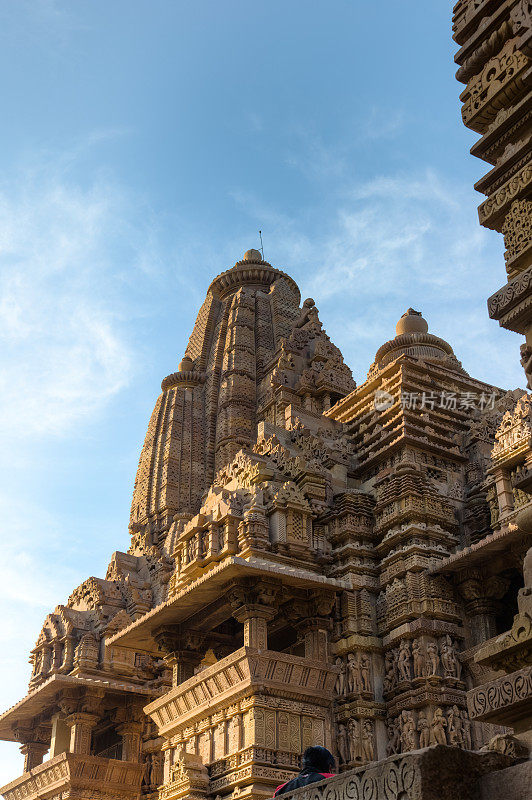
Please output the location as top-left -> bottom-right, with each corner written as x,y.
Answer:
301,591 -> 335,661
14,725 -> 50,772
233,604 -> 275,650
227,578 -> 280,650
19,741 -> 49,772
492,467 -> 515,516
65,712 -> 99,755
50,712 -> 70,758
117,721 -> 143,762
298,618 -> 330,661
154,625 -> 206,686
456,570 -> 511,647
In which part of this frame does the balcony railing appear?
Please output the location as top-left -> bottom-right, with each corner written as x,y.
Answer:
0,752 -> 144,800
146,646 -> 336,736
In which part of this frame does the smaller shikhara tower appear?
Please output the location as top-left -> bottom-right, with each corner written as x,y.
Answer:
0,250 -> 530,800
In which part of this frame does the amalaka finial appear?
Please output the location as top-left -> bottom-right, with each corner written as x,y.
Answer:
396,308 -> 428,336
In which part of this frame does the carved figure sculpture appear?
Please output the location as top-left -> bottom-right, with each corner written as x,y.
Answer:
398,639 -> 411,682
359,653 -> 371,693
431,707 -> 447,745
335,657 -> 346,696
361,720 -> 374,761
337,723 -> 349,765
400,710 -> 416,752
412,638 -> 425,678
384,650 -> 396,692
386,716 -> 401,756
461,710 -> 472,750
447,705 -> 463,747
417,710 -> 430,748
347,653 -> 361,693
348,718 -> 360,762
426,640 -> 440,677
440,636 -> 461,679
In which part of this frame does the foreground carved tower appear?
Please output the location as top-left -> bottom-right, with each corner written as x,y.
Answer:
1,247 -> 531,800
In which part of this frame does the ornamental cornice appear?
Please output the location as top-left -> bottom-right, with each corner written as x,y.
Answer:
467,664 -> 532,723
487,263 -> 532,331
453,0 -> 513,46
460,38 -> 530,134
373,333 -> 454,366
161,370 -> 206,392
478,159 -> 532,230
208,262 -> 300,303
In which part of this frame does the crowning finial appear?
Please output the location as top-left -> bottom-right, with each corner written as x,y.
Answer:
242,249 -> 263,263
396,308 -> 429,336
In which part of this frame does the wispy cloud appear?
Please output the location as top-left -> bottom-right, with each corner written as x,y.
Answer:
0,154 -> 159,439
358,106 -> 405,141
232,167 -> 522,390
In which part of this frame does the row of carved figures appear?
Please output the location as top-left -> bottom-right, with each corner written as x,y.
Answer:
334,653 -> 372,697
336,718 -> 375,764
384,635 -> 461,692
385,706 -> 472,755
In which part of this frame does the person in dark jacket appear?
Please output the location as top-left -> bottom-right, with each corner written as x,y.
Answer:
274,746 -> 336,796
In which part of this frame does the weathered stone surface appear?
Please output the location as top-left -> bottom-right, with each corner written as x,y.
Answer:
1,253 -> 530,800
271,746 -> 512,800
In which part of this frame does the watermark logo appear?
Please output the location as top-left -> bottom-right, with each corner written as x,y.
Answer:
374,390 -> 394,411
373,389 -> 497,413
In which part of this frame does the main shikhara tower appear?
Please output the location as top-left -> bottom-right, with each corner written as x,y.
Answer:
1,246 -> 531,800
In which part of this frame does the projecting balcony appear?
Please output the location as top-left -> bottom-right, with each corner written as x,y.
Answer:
0,751 -> 144,800
145,646 -> 336,736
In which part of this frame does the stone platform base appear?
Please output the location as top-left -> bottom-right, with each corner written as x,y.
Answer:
480,760 -> 532,800
276,746 -> 515,800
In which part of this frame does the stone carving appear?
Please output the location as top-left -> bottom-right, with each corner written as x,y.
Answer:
461,40 -> 529,133
397,640 -> 412,683
335,657 -> 346,696
430,707 -> 447,746
337,723 -> 349,765
348,718 -> 360,763
426,639 -> 440,677
503,199 -> 532,276
520,343 -> 532,390
412,638 -> 425,678
361,720 -> 375,762
440,636 -> 461,679
481,733 -> 529,760
447,705 -> 463,747
399,711 -> 416,752
468,665 -> 532,721
451,5 -> 532,795
417,711 -> 430,749
0,251 -> 525,799
385,717 -> 401,757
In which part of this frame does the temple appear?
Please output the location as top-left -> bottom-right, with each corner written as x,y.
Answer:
0,240 -> 531,800
1,2 -> 532,799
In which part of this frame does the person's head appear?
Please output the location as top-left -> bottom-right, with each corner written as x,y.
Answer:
301,746 -> 335,773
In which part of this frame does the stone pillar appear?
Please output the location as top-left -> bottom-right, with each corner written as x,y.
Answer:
492,467 -> 514,516
297,618 -> 330,661
50,713 -> 70,758
20,742 -> 49,772
166,650 -> 203,685
117,721 -> 142,762
233,605 -> 275,650
464,599 -> 499,647
65,712 -> 99,755
153,625 -> 206,687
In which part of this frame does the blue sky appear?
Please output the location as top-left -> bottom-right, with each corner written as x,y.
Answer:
0,0 -> 524,780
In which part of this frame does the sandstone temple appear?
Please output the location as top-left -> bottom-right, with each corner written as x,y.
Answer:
1,3 -> 531,800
